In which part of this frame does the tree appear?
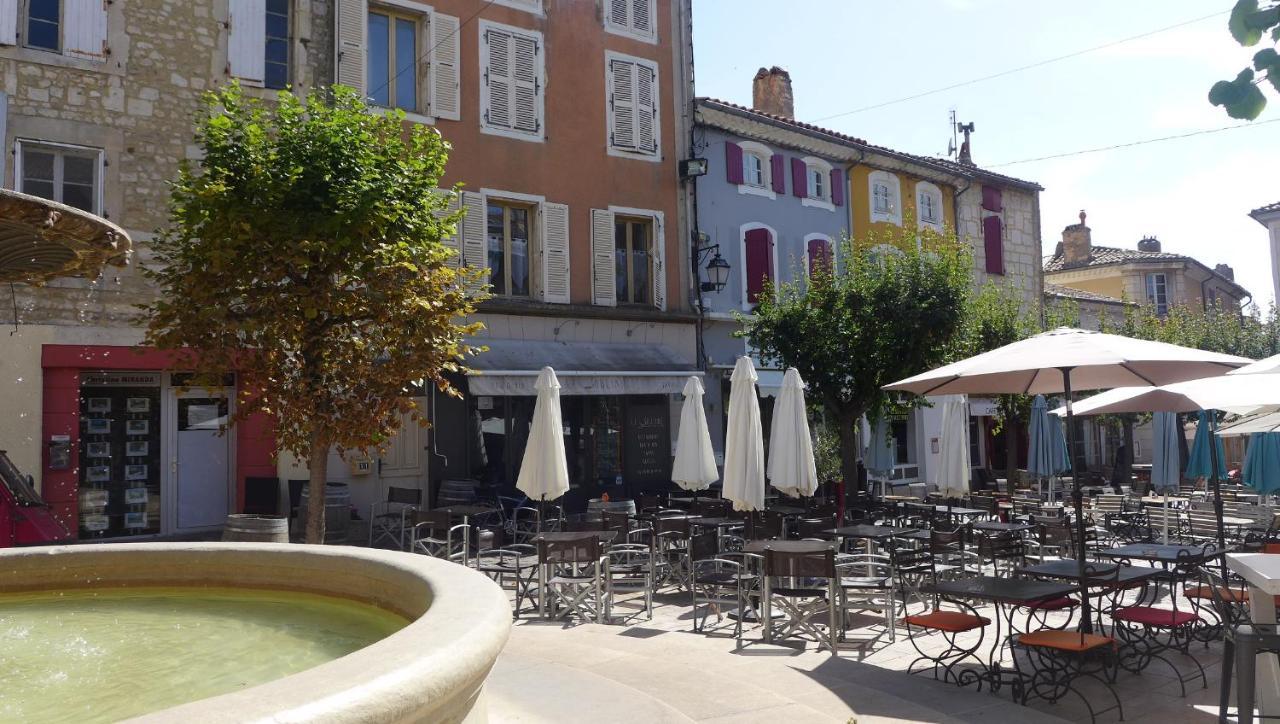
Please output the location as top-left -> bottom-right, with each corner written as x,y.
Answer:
1102,299 -> 1280,359
1209,0 -> 1280,119
742,224 -> 971,492
143,84 -> 486,543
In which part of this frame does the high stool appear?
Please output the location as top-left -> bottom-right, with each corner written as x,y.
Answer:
1221,623 -> 1280,723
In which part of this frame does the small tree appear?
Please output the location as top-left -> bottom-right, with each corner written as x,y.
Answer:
742,224 -> 971,491
143,84 -> 486,543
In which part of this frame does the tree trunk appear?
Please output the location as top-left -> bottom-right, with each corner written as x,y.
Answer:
835,408 -> 861,496
305,431 -> 328,544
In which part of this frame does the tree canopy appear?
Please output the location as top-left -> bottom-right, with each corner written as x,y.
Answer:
143,84 -> 486,542
1210,0 -> 1280,119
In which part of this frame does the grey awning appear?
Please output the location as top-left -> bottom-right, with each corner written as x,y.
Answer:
465,338 -> 699,396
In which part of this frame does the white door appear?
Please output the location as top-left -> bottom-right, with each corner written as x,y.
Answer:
170,387 -> 233,530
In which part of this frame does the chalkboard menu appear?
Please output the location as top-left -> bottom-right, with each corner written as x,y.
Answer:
623,400 -> 670,485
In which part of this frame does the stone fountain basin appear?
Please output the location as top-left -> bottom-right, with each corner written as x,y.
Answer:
0,542 -> 511,723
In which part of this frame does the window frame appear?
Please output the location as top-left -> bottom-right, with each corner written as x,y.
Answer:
478,19 -> 545,142
868,170 -> 902,226
263,0 -> 291,90
735,140 -> 775,199
604,0 -> 657,43
614,214 -> 654,305
14,139 -> 104,215
915,180 -> 944,232
1146,272 -> 1169,315
485,197 -> 538,298
23,0 -> 61,53
367,5 -> 424,113
604,51 -> 661,162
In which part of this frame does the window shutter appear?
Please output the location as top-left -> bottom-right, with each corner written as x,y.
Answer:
770,154 -> 785,194
433,189 -> 462,262
744,228 -> 772,304
983,215 -> 1004,275
483,28 -> 512,129
790,157 -> 806,198
511,34 -> 539,133
226,0 -> 265,82
0,0 -> 18,45
429,12 -> 461,120
652,214 -> 666,311
807,238 -> 831,276
609,58 -> 635,150
982,185 -> 1002,212
830,168 -> 844,206
591,209 -> 616,306
64,0 -> 109,61
631,0 -> 652,35
541,202 -> 570,304
335,0 -> 367,98
461,191 -> 489,292
608,0 -> 627,27
635,62 -> 656,154
724,142 -> 743,184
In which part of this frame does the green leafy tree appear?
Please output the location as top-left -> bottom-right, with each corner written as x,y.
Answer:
1210,0 -> 1280,118
143,84 -> 486,543
742,225 -> 971,491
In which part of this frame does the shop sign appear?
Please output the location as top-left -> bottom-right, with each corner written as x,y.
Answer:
81,371 -> 161,388
968,399 -> 998,417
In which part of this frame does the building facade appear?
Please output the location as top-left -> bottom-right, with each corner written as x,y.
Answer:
1250,200 -> 1280,305
1,0 -> 697,540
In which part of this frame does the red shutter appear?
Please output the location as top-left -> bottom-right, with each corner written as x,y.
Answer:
725,141 -> 743,184
983,215 -> 1004,275
744,228 -> 773,303
770,154 -> 786,194
830,168 -> 844,206
791,157 -> 806,198
807,238 -> 832,275
982,185 -> 1002,212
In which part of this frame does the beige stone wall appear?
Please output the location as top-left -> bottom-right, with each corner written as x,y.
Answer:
956,184 -> 1042,309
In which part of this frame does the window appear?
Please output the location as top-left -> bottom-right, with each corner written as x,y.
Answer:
725,140 -> 778,198
486,200 -> 534,297
480,21 -> 543,140
743,153 -> 766,187
1147,273 -> 1168,315
368,9 -> 418,110
868,170 -> 901,225
17,141 -> 102,214
915,181 -> 943,231
873,183 -> 890,212
614,216 -> 652,305
25,0 -> 58,51
605,0 -> 656,42
264,0 -> 290,90
808,168 -> 825,200
606,52 -> 659,159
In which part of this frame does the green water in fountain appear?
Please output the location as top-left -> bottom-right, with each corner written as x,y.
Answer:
0,586 -> 408,723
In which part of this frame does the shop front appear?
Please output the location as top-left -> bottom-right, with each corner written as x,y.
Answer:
40,345 -> 275,540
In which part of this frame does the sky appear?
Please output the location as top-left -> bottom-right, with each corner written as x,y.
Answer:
691,0 -> 1280,308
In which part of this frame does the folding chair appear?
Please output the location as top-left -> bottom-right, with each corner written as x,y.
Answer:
607,540 -> 655,623
689,530 -> 754,641
410,510 -> 470,565
761,545 -> 840,655
836,553 -> 896,642
475,544 -> 539,618
368,486 -> 422,550
537,534 -> 608,624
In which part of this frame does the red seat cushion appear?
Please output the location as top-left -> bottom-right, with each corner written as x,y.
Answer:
1018,630 -> 1115,652
904,610 -> 991,633
1024,596 -> 1078,611
1113,606 -> 1200,628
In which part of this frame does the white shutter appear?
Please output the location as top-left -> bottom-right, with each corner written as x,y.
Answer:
651,213 -> 666,311
227,0 -> 265,82
335,0 -> 367,98
0,0 -> 17,46
433,189 -> 462,262
429,12 -> 460,120
636,62 -> 656,154
591,209 -> 616,307
511,34 -> 539,134
609,58 -> 635,151
64,0 -> 109,61
631,0 -> 652,35
541,202 -> 570,304
461,191 -> 489,293
608,0 -> 626,29
483,28 -> 512,129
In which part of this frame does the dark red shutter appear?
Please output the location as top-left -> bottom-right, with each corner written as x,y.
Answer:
744,228 -> 773,303
981,185 -> 1002,212
807,238 -> 832,275
725,141 -> 743,184
983,215 -> 1004,275
791,157 -> 806,198
770,154 -> 786,194
830,168 -> 844,206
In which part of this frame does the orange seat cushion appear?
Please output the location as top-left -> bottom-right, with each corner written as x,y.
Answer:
904,610 -> 991,633
1183,585 -> 1248,603
1018,630 -> 1115,652
1113,606 -> 1199,628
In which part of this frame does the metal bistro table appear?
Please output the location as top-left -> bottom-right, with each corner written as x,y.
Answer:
1227,552 -> 1280,722
825,524 -> 919,554
972,520 -> 1036,534
689,516 -> 746,549
1018,559 -> 1162,629
1099,543 -> 1216,566
922,576 -> 1078,694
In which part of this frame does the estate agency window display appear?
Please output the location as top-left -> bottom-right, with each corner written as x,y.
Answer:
79,372 -> 161,538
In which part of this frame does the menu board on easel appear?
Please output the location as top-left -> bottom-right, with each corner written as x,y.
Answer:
623,401 -> 670,486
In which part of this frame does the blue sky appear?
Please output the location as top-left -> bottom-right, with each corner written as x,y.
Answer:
692,0 -> 1279,307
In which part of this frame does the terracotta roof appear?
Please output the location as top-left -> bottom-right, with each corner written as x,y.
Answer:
1043,244 -> 1184,272
695,98 -> 1043,191
1251,201 -> 1280,219
1043,283 -> 1129,306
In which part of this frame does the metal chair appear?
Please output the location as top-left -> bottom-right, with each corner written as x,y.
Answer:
368,486 -> 422,550
410,510 -> 470,565
654,515 -> 692,590
836,552 -> 896,642
607,540 -> 655,623
475,544 -> 539,618
537,534 -> 608,624
975,529 -> 1026,576
1110,548 -> 1208,696
794,515 -> 837,540
693,498 -> 730,517
761,545 -> 840,655
689,530 -> 753,641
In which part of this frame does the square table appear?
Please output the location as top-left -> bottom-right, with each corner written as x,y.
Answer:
1018,559 -> 1161,587
1099,543 -> 1215,565
825,524 -> 919,554
1228,553 -> 1280,718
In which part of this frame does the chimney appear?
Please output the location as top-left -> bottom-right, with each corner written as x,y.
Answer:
1137,235 -> 1161,253
752,67 -> 794,119
1215,263 -> 1235,281
1061,210 -> 1092,266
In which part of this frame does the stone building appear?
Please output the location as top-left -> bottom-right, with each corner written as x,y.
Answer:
1250,200 -> 1280,305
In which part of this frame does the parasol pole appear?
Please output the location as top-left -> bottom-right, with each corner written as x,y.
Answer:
1060,366 -> 1095,634
1208,411 -> 1228,578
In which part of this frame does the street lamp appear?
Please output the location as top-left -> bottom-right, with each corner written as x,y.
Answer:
697,242 -> 730,293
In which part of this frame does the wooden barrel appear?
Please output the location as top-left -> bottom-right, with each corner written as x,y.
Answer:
587,498 -> 637,516
222,514 -> 289,543
298,482 -> 352,544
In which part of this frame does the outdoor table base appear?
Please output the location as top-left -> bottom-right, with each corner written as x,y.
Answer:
1228,553 -> 1280,721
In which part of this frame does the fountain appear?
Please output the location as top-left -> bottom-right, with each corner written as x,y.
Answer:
0,543 -> 511,723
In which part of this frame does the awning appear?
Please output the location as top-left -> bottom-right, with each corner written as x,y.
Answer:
465,338 -> 700,396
